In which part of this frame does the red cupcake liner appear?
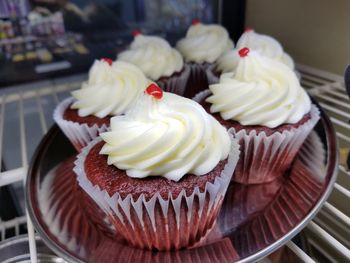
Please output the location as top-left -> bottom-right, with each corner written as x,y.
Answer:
53,97 -> 109,152
156,64 -> 191,96
74,136 -> 240,251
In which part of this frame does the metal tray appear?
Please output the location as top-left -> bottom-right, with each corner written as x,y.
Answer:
26,103 -> 338,263
0,234 -> 65,263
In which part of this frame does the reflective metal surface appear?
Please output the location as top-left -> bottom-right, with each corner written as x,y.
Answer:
0,235 -> 66,263
26,102 -> 338,263
344,64 -> 350,98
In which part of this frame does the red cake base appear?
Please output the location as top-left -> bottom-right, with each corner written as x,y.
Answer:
198,95 -> 315,184
63,106 -> 111,127
80,141 -> 231,250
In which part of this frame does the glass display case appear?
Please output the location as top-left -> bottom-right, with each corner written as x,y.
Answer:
0,0 -> 244,87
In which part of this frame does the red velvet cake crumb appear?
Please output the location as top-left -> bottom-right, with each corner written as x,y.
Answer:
84,141 -> 227,200
63,104 -> 111,127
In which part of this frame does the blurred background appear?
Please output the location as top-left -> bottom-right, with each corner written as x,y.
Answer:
1,0 -> 349,88
0,0 -> 243,87
245,0 -> 350,76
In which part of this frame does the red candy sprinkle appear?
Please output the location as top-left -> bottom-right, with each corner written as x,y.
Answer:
132,30 -> 141,37
238,47 -> 250,57
245,27 -> 253,32
145,83 -> 163,100
101,58 -> 113,65
192,19 -> 200,25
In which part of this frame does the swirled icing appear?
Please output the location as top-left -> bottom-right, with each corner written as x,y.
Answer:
215,49 -> 240,73
176,23 -> 234,64
236,30 -> 294,69
100,92 -> 231,181
206,49 -> 310,128
71,60 -> 149,118
118,35 -> 183,80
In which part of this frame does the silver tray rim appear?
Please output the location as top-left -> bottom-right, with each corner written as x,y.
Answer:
25,100 -> 339,263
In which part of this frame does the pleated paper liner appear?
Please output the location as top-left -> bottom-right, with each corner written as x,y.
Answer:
230,105 -> 320,184
53,97 -> 109,152
156,64 -> 191,96
74,137 -> 240,251
193,89 -> 321,184
205,64 -> 220,85
183,62 -> 211,98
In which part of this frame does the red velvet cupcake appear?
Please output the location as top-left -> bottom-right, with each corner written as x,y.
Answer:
74,85 -> 240,250
194,48 -> 320,184
53,59 -> 149,151
118,32 -> 190,96
176,20 -> 234,98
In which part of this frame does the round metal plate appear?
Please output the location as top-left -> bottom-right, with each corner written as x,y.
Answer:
0,235 -> 66,263
26,103 -> 338,263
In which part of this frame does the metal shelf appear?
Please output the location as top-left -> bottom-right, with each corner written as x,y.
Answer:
0,66 -> 349,262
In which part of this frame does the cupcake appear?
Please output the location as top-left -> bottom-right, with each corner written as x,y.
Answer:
176,20 -> 234,98
53,58 -> 149,151
194,47 -> 320,184
206,28 -> 295,85
74,84 -> 240,250
117,32 -> 190,96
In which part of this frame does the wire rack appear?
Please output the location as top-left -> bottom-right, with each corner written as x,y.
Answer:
0,66 -> 349,262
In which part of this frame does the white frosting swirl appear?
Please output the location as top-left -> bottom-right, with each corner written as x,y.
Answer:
176,23 -> 234,64
236,30 -> 294,69
71,60 -> 149,118
206,50 -> 311,128
118,35 -> 183,80
215,49 -> 240,73
100,92 -> 231,181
